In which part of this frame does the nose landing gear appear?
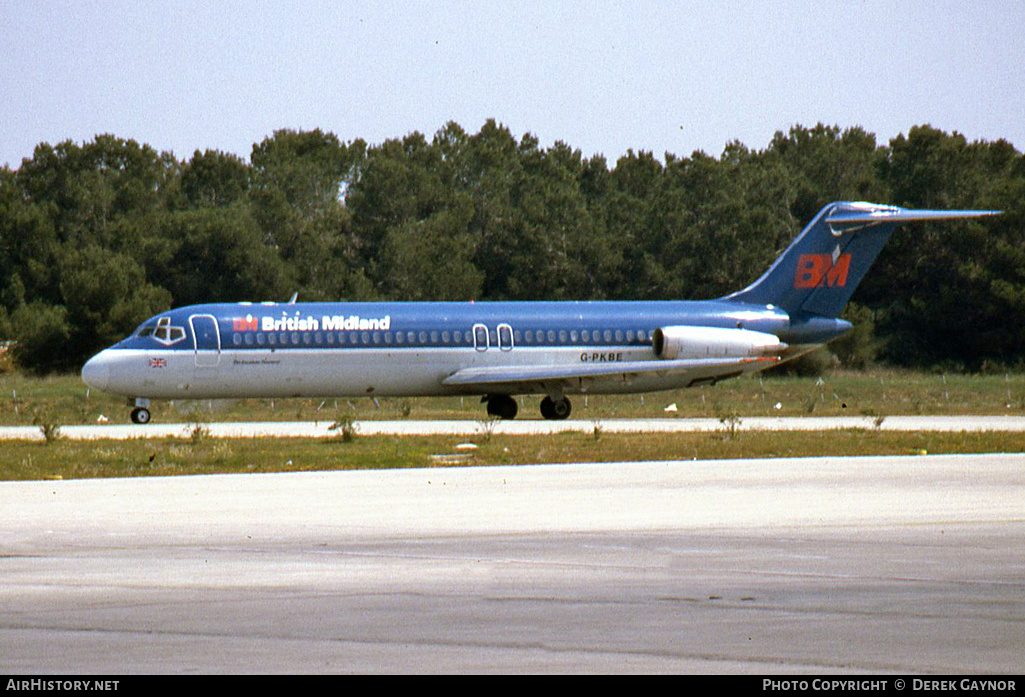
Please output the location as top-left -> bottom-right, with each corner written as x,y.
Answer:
128,398 -> 152,424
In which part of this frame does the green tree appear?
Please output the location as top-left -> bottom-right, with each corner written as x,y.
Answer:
144,207 -> 293,306
17,135 -> 176,250
768,124 -> 888,221
379,208 -> 483,300
57,245 -> 171,361
867,127 -> 1025,367
7,301 -> 73,374
250,129 -> 367,300
178,149 -> 250,209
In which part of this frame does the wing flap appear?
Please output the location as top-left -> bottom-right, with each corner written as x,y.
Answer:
442,356 -> 779,389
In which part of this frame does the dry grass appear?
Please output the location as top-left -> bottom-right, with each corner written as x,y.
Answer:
2,429 -> 1022,481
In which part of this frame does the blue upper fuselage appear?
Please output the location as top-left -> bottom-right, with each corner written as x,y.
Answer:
111,299 -> 851,352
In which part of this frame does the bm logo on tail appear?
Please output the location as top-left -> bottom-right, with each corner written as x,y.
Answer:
794,253 -> 851,289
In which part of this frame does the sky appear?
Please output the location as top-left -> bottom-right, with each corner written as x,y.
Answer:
2,1 -> 1023,169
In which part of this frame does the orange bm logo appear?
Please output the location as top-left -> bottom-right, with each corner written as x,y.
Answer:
794,253 -> 851,289
232,316 -> 258,331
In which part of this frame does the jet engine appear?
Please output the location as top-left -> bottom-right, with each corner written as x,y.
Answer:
652,325 -> 786,360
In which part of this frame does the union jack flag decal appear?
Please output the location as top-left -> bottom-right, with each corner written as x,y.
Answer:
149,357 -> 167,368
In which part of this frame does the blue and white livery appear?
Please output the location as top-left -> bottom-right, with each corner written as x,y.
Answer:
81,202 -> 999,423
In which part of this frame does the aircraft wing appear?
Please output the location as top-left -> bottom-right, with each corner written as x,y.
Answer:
441,356 -> 780,391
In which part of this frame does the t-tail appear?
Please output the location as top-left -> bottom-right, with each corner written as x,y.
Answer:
723,201 -> 1000,318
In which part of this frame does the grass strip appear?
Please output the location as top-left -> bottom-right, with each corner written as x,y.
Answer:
3,429 -> 1023,481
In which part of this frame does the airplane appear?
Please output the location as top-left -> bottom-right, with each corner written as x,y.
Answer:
81,201 -> 999,424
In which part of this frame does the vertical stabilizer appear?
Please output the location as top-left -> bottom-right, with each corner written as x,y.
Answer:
723,202 -> 1000,318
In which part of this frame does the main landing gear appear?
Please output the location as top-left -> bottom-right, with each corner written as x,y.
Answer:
485,394 -> 518,420
540,395 -> 572,420
483,395 -> 572,420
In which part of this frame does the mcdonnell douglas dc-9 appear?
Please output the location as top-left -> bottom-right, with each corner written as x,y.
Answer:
82,202 -> 998,424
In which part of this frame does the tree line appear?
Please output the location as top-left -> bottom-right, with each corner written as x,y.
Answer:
1,121 -> 1022,374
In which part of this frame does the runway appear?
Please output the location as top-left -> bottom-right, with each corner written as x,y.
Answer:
3,414 -> 1025,440
1,453 -> 1023,674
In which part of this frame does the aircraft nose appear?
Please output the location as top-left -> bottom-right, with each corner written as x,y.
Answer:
81,352 -> 111,392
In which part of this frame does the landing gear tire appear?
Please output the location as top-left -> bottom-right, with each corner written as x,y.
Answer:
485,394 -> 518,420
130,407 -> 151,425
540,396 -> 571,420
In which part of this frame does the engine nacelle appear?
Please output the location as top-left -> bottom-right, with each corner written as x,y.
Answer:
652,325 -> 786,360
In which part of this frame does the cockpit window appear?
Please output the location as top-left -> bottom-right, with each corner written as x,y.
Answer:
144,316 -> 187,345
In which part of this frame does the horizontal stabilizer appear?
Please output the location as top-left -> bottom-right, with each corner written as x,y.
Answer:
825,204 -> 1001,233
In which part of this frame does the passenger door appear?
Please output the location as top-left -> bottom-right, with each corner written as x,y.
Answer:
190,314 -> 221,368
